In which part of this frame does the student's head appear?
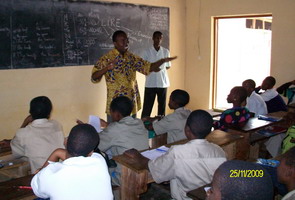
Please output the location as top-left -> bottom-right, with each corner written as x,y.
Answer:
242,79 -> 256,97
207,160 -> 273,200
261,76 -> 276,90
67,124 -> 99,157
110,96 -> 133,121
29,96 -> 52,120
152,31 -> 163,47
227,86 -> 248,106
168,89 -> 190,109
185,110 -> 213,140
277,146 -> 295,187
112,30 -> 129,54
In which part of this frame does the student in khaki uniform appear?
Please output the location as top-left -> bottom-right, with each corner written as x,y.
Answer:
143,89 -> 191,143
98,96 -> 149,185
125,110 -> 226,200
10,96 -> 65,173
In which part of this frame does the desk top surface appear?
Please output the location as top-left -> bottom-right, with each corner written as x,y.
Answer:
0,174 -> 35,200
0,146 -> 12,157
113,130 -> 243,173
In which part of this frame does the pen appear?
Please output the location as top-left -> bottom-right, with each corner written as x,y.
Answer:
156,148 -> 167,153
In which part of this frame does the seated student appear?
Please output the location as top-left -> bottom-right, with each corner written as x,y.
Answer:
214,86 -> 250,130
277,146 -> 295,200
207,160 -> 273,200
242,79 -> 268,117
125,110 -> 227,200
98,96 -> 149,185
144,89 -> 191,143
10,96 -> 65,173
31,124 -> 113,200
277,79 -> 295,104
256,76 -> 287,113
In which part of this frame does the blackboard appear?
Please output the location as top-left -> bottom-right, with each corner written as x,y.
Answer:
0,0 -> 169,69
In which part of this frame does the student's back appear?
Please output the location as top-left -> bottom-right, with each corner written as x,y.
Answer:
11,96 -> 64,173
31,124 -> 113,200
152,89 -> 191,143
99,116 -> 149,155
153,107 -> 191,143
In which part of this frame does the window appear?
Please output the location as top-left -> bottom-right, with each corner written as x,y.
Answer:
212,15 -> 272,109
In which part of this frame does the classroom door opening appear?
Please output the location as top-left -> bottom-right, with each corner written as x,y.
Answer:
212,15 -> 272,110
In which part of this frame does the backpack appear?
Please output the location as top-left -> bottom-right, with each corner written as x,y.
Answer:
282,125 -> 295,154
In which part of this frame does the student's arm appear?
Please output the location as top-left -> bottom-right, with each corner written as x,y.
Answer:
91,59 -> 117,82
150,56 -> 177,72
35,148 -> 67,174
277,80 -> 295,94
124,149 -> 149,170
20,115 -> 33,128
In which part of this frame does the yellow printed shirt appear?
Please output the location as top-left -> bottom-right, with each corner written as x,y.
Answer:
92,48 -> 151,115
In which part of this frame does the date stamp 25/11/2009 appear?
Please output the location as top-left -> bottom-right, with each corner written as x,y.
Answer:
229,170 -> 264,178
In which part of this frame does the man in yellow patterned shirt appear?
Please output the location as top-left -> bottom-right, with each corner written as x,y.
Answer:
91,30 -> 176,121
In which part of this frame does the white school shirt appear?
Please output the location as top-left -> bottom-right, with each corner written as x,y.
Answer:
10,119 -> 65,173
148,139 -> 227,200
153,107 -> 191,143
260,88 -> 279,101
282,190 -> 295,200
31,153 -> 113,200
246,91 -> 268,116
142,46 -> 171,88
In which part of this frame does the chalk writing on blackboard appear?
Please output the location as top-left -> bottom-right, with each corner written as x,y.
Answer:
0,0 -> 169,69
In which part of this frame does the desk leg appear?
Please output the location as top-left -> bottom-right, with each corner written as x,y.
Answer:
120,166 -> 148,200
228,130 -> 250,160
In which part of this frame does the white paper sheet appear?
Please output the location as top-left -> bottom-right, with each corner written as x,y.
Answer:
88,115 -> 102,133
141,146 -> 169,160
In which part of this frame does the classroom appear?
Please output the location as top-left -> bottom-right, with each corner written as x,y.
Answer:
0,0 -> 295,199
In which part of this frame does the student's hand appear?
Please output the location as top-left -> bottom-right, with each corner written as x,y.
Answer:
100,119 -> 109,128
20,115 -> 33,128
76,119 -> 85,124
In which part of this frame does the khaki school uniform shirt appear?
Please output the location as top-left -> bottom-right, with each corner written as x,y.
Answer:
148,139 -> 227,200
98,116 -> 149,156
153,107 -> 191,143
11,119 -> 65,173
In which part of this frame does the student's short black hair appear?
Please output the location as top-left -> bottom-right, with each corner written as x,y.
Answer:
110,96 -> 133,117
265,76 -> 276,87
170,89 -> 190,107
186,110 -> 213,139
67,124 -> 99,157
231,86 -> 248,103
112,30 -> 127,42
243,79 -> 256,89
153,31 -> 163,38
214,160 -> 273,200
281,146 -> 295,168
29,96 -> 52,119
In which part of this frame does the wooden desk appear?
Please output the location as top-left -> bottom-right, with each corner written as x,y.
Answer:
113,130 -> 243,200
149,133 -> 167,149
0,146 -> 12,157
227,111 -> 289,160
0,174 -> 35,200
0,158 -> 30,181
